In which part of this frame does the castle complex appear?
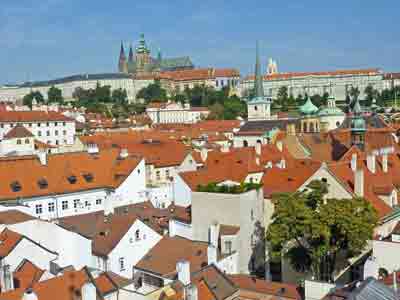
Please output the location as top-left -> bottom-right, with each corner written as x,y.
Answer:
118,34 -> 194,76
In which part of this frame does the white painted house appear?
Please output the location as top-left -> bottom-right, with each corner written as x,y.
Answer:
0,148 -> 146,220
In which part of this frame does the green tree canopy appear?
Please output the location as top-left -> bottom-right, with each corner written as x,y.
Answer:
112,88 -> 128,104
267,180 -> 377,282
23,91 -> 45,108
47,86 -> 63,104
136,80 -> 168,103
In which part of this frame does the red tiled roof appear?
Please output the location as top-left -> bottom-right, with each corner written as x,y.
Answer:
0,210 -> 35,224
13,260 -> 45,290
228,274 -> 301,300
135,236 -> 209,277
244,68 -> 380,81
4,126 -> 34,139
0,149 -> 142,201
0,111 -> 73,123
0,228 -> 23,258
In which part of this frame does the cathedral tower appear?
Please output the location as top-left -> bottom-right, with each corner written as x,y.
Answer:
118,42 -> 128,73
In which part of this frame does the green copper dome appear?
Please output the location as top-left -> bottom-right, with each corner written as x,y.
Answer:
299,97 -> 318,115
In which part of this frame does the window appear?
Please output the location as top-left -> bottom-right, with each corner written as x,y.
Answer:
38,131 -> 42,137
55,130 -> 59,136
63,122 -> 66,126
166,170 -> 170,178
28,123 -> 32,127
55,140 -> 59,145
68,175 -> 77,184
46,131 -> 50,136
135,229 -> 140,241
25,138 -> 30,144
251,209 -> 254,221
55,122 -> 58,126
63,130 -> 67,135
0,124 -> 3,128
62,200 -> 69,210
119,257 -> 125,271
16,139 -> 21,145
96,199 -> 102,205
38,178 -> 48,189
37,123 -> 41,127
46,122 -> 49,126
156,171 -> 161,180
73,199 -> 80,209
254,106 -> 258,111
225,241 -> 232,254
35,204 -> 43,215
48,202 -> 55,212
10,181 -> 22,192
10,123 -> 14,127
85,201 -> 91,207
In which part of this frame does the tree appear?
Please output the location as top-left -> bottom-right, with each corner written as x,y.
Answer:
207,102 -> 225,120
267,180 -> 377,282
136,80 -> 168,103
364,85 -> 379,107
112,88 -> 128,104
47,86 -> 63,104
276,86 -> 289,111
23,91 -> 44,108
94,83 -> 111,102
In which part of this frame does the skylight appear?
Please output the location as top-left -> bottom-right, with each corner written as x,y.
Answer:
67,175 -> 77,184
38,178 -> 48,189
10,181 -> 22,192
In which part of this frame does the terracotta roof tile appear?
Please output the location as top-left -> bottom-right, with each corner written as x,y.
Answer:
4,126 -> 34,139
13,260 -> 45,290
135,236 -> 209,277
0,149 -> 142,201
0,228 -> 23,258
94,271 -> 133,295
0,111 -> 73,123
0,210 -> 35,225
228,274 -> 301,300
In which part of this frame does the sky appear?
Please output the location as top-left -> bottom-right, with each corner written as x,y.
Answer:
1,0 -> 399,84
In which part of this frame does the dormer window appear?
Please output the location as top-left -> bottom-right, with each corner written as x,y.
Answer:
38,178 -> 48,189
10,181 -> 22,192
83,173 -> 94,182
67,175 -> 77,184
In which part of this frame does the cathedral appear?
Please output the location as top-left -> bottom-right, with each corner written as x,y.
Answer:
118,34 -> 194,75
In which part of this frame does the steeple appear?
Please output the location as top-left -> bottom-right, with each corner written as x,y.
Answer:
118,41 -> 128,73
350,96 -> 366,151
128,45 -> 134,63
254,41 -> 264,99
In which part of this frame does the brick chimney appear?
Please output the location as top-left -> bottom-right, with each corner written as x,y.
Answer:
355,169 -> 364,197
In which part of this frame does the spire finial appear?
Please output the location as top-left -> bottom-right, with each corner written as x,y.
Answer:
254,41 -> 264,98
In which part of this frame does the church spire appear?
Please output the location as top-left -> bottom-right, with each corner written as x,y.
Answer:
128,44 -> 134,63
254,41 -> 264,99
118,41 -> 128,73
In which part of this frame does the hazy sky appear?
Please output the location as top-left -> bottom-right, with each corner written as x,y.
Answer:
1,0 -> 399,84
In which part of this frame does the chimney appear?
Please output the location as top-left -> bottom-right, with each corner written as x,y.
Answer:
185,284 -> 198,300
280,159 -> 286,169
221,143 -> 230,153
81,282 -> 97,300
276,140 -> 283,152
22,288 -> 38,300
207,245 -> 217,265
255,142 -> 262,156
200,148 -> 208,162
208,223 -> 219,248
366,154 -> 376,174
176,260 -> 191,286
37,150 -> 47,166
120,148 -> 129,159
382,153 -> 388,173
351,153 -> 357,172
355,169 -> 364,197
87,143 -> 99,154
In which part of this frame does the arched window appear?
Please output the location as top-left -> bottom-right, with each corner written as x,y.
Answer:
243,140 -> 249,147
135,229 -> 140,241
256,140 -> 262,145
336,121 -> 340,127
254,106 -> 258,111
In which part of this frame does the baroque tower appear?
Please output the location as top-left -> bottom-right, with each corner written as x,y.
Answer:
350,96 -> 366,150
135,34 -> 151,74
118,42 -> 128,73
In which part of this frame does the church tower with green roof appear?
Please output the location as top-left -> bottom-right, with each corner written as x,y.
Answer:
350,97 -> 366,150
247,42 -> 272,121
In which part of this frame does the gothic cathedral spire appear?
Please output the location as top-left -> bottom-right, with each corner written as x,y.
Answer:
118,41 -> 128,73
254,41 -> 264,99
